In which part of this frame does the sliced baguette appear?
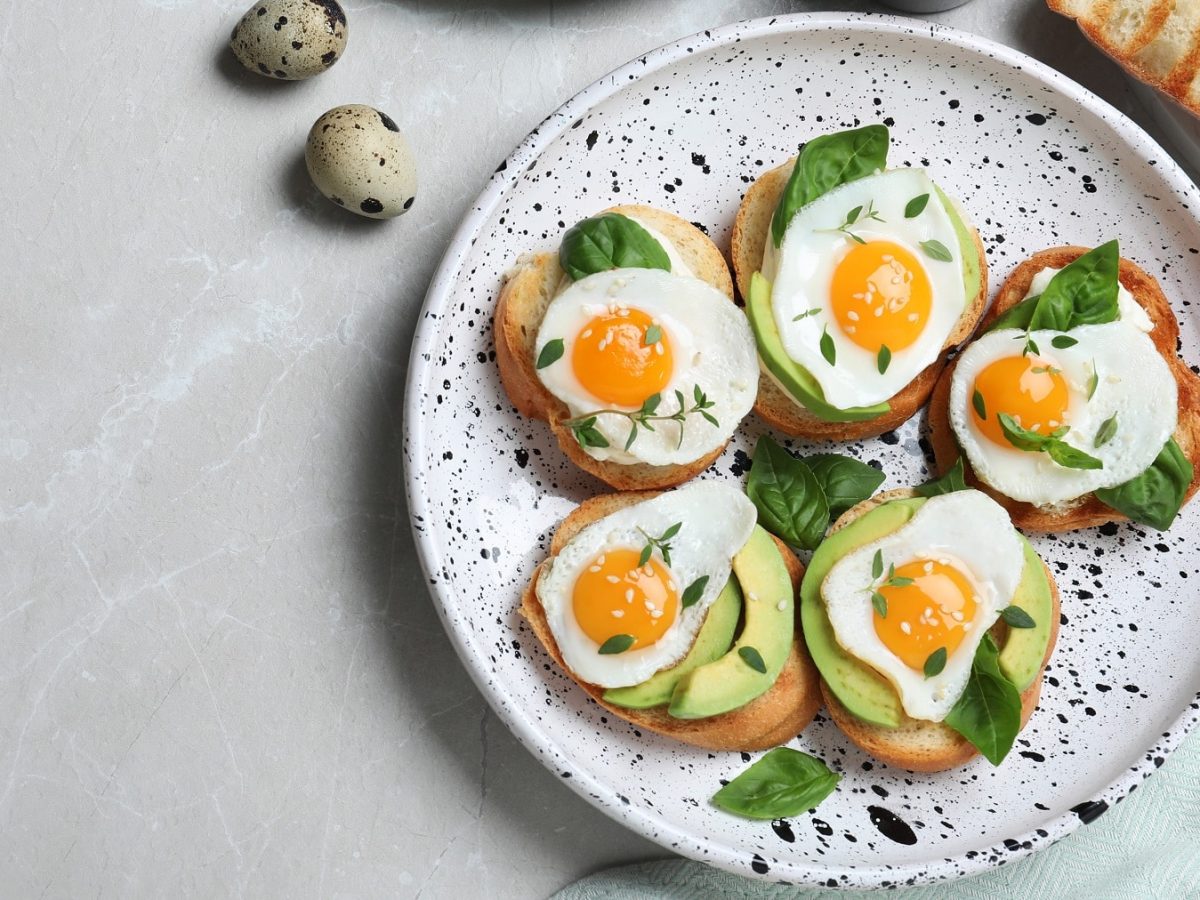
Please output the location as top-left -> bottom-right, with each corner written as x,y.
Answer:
818,489 -> 1061,773
494,205 -> 736,491
729,158 -> 989,442
519,490 -> 822,752
1048,0 -> 1200,116
927,247 -> 1200,531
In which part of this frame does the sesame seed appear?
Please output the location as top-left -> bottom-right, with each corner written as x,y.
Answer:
952,611 -> 964,622
596,555 -> 605,565
924,607 -> 933,619
650,609 -> 663,619
748,592 -> 758,602
611,609 -> 624,618
907,312 -> 919,322
644,599 -> 655,611
882,254 -> 894,263
847,311 -> 860,321
874,306 -> 884,317
581,329 -> 593,339
588,565 -> 601,573
852,292 -> 865,300
655,343 -> 664,356
605,575 -> 620,584
900,621 -> 912,635
624,588 -> 635,603
667,581 -> 677,592
923,562 -> 934,574
777,600 -> 787,611
643,566 -> 654,577
846,326 -> 857,334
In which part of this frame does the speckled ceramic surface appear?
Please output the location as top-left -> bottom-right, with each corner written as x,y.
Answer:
405,14 -> 1200,888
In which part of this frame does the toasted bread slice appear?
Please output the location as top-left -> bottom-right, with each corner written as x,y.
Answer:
817,489 -> 1061,772
928,247 -> 1200,531
729,159 -> 988,442
494,205 -> 736,491
518,491 -> 822,752
1048,0 -> 1200,116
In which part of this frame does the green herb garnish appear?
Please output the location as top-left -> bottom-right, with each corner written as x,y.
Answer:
536,338 -> 564,369
680,575 -> 709,609
924,647 -> 948,678
637,522 -> 680,566
904,193 -> 930,218
563,387 -> 719,453
739,646 -> 767,674
559,213 -> 671,281
711,747 -> 840,820
1001,605 -> 1036,629
598,634 -> 635,655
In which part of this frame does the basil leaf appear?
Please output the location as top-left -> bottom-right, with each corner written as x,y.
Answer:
1036,239 -> 1120,328
1001,605 -> 1036,629
746,435 -> 830,550
904,193 -> 930,218
943,634 -> 1022,765
820,327 -> 837,366
1095,438 -> 1193,531
877,344 -> 892,374
1046,440 -> 1103,470
681,575 -> 708,609
559,213 -> 671,281
999,414 -> 1102,470
804,453 -> 885,518
598,634 -> 635,655
770,124 -> 890,247
997,414 -> 1051,452
915,457 -> 968,497
739,646 -> 767,674
536,338 -> 564,369
924,647 -> 947,677
711,747 -> 841,820
986,242 -> 1120,335
986,296 -> 1038,334
920,239 -> 953,263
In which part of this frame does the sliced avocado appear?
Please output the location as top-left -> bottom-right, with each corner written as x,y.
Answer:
746,273 -> 891,423
800,496 -> 1055,728
800,499 -> 921,728
668,527 -> 793,719
602,578 -> 743,709
933,184 -> 983,306
998,538 -> 1054,692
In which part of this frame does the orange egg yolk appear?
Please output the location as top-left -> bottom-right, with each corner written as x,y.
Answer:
829,240 -> 932,353
873,559 -> 977,672
571,307 -> 673,408
971,355 -> 1070,448
572,548 -> 679,650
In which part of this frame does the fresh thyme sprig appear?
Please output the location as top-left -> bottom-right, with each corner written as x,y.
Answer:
564,386 -> 719,452
820,199 -> 885,245
637,522 -> 681,566
866,548 -> 914,618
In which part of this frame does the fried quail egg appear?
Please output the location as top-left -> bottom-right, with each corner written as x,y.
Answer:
763,168 -> 969,409
822,491 -> 1024,722
534,267 -> 758,466
948,315 -> 1176,507
536,482 -> 757,688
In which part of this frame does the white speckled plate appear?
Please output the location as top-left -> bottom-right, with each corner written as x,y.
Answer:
405,13 -> 1200,888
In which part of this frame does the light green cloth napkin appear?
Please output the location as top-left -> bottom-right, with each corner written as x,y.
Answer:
553,731 -> 1200,899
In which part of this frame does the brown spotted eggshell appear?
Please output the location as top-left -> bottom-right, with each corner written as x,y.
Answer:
304,105 -> 417,220
230,0 -> 348,81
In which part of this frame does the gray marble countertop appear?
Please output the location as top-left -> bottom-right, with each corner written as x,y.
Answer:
3,1 -> 1194,897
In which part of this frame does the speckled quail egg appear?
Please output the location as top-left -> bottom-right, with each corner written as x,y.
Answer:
304,105 -> 418,220
230,0 -> 348,81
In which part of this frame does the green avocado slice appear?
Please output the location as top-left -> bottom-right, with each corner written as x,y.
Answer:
602,577 -> 743,710
747,184 -> 980,424
668,526 -> 794,719
800,496 -> 1053,728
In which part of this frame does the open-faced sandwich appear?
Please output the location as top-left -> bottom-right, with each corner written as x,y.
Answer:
730,124 -> 987,440
495,206 -> 758,490
801,487 -> 1060,772
520,481 -> 821,751
929,241 -> 1200,531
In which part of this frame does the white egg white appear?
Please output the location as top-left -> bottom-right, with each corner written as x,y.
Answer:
949,322 -> 1176,507
534,267 -> 758,466
762,168 -> 968,409
536,482 -> 757,689
822,491 -> 1024,722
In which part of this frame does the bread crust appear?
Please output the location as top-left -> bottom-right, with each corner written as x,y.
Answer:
729,158 -> 989,442
519,491 -> 822,752
927,246 -> 1200,531
1048,0 -> 1200,117
816,489 -> 1061,772
493,206 -> 736,491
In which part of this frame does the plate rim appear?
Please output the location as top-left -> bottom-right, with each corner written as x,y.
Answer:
403,10 -> 1200,887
